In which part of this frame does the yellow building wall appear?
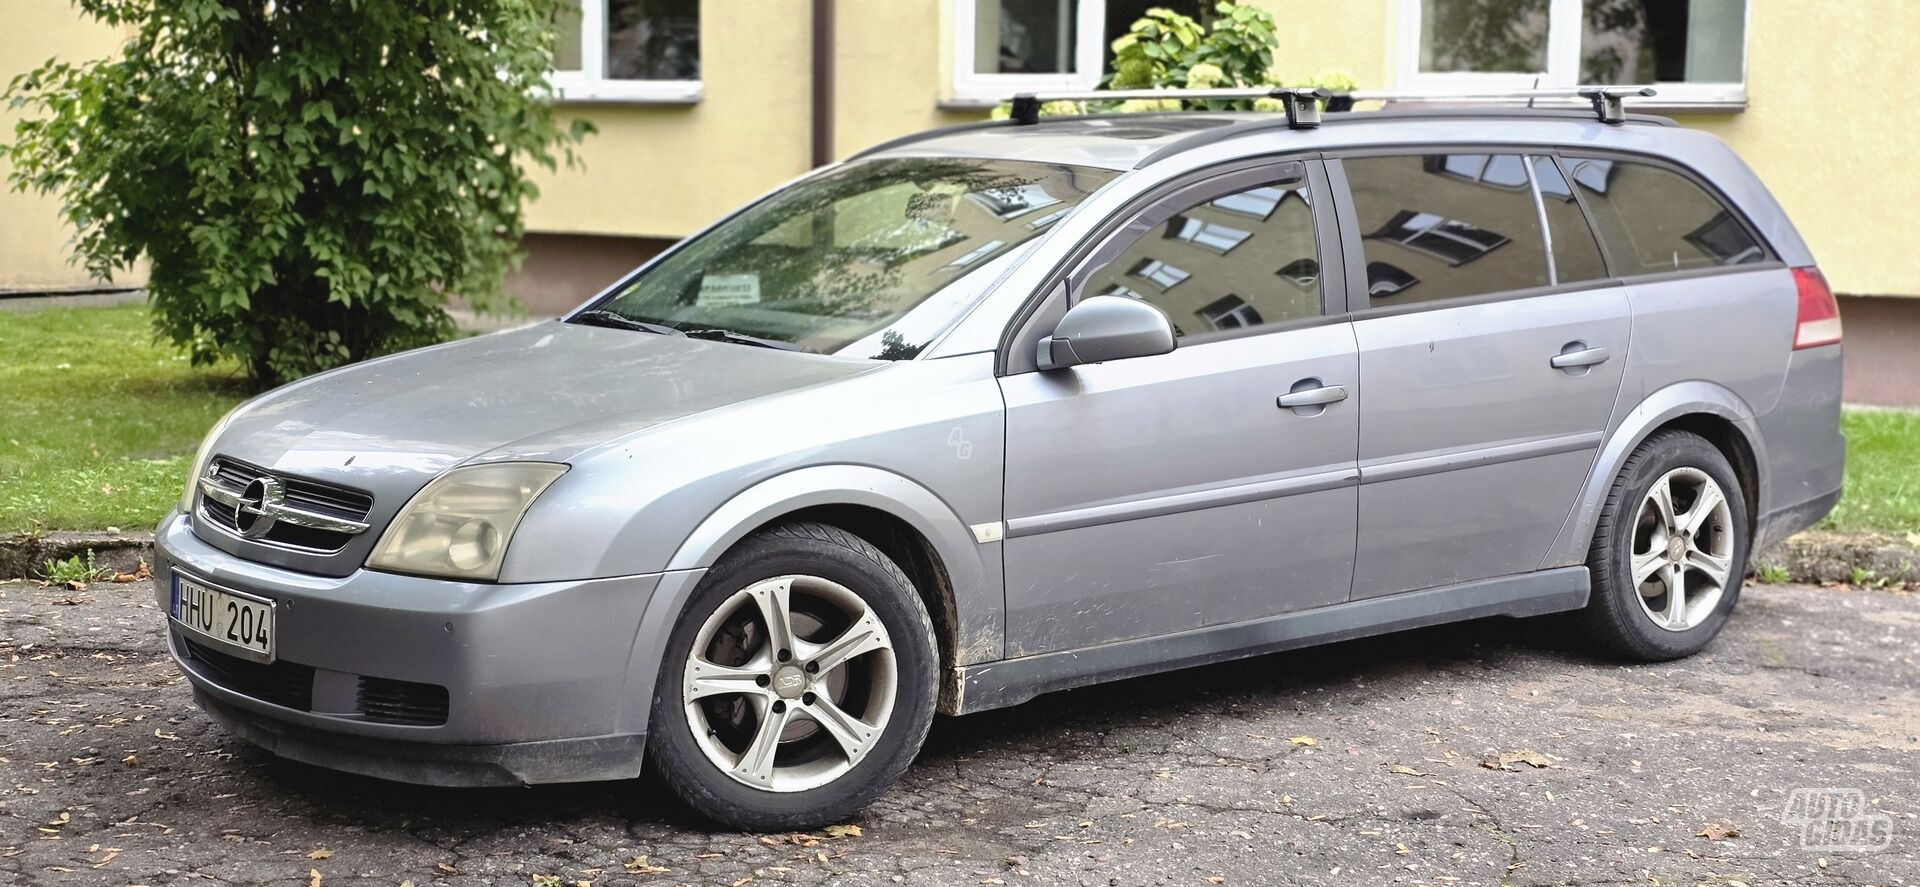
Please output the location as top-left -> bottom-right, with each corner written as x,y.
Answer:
0,3 -> 133,291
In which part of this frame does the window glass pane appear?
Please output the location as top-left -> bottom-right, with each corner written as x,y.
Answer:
593,158 -> 1117,358
553,0 -> 584,72
975,0 -> 1078,74
1582,0 -> 1745,83
608,0 -> 699,80
1531,156 -> 1608,284
1564,157 -> 1764,274
1085,179 -> 1321,338
1347,154 -> 1550,306
1420,0 -> 1550,73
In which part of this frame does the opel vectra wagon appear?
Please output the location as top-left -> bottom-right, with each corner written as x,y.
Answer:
159,91 -> 1845,829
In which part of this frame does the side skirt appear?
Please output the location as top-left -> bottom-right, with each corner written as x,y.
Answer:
949,566 -> 1590,715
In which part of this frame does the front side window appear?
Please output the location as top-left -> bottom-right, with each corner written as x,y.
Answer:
1346,154 -> 1550,306
553,0 -> 700,102
1083,178 -> 1322,339
1404,0 -> 1747,105
1563,157 -> 1766,275
584,158 -> 1116,359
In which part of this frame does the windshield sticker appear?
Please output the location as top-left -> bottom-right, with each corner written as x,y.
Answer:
697,273 -> 762,307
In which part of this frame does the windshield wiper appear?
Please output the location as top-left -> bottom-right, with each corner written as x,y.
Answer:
682,328 -> 816,353
569,309 -> 684,337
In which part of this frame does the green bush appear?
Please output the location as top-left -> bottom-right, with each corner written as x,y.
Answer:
3,0 -> 590,387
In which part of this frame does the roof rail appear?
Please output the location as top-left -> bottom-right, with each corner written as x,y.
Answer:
1008,85 -> 1658,127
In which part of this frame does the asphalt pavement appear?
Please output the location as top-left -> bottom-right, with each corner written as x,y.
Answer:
2,578 -> 1915,886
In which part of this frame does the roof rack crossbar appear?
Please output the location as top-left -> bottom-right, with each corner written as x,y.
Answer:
1006,85 -> 1659,127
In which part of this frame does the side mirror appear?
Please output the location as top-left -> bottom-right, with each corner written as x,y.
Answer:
1036,295 -> 1177,371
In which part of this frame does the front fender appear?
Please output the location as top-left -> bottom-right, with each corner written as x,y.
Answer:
609,465 -> 1004,736
1538,381 -> 1767,570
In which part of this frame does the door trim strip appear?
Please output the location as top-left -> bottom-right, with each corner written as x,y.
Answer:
948,566 -> 1591,714
1360,431 -> 1604,485
1004,466 -> 1359,539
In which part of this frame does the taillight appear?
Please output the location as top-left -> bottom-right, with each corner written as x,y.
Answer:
1792,267 -> 1842,350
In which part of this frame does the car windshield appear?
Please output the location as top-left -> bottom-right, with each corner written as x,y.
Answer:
578,157 -> 1116,358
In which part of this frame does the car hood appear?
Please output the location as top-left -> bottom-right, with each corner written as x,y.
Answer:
213,320 -> 879,491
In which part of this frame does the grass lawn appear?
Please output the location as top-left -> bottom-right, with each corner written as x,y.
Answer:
0,304 -> 1917,538
0,303 -> 246,534
1823,408 -> 1920,535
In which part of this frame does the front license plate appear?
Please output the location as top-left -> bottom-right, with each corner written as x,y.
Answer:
170,573 -> 275,663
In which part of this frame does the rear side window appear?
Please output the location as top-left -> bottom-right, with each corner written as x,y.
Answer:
1346,154 -> 1550,306
1083,178 -> 1322,338
1562,157 -> 1767,275
1531,156 -> 1608,284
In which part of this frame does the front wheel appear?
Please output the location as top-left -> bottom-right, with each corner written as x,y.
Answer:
646,522 -> 938,830
1579,430 -> 1749,661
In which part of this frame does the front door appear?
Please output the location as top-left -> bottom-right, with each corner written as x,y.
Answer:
999,161 -> 1360,656
1334,152 -> 1631,598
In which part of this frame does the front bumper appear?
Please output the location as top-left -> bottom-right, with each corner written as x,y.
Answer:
155,511 -> 667,785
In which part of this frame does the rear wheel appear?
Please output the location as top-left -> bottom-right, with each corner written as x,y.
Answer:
647,522 -> 938,830
1580,430 -> 1749,660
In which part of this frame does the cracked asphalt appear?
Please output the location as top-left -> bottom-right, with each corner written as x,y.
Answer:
2,579 -> 1916,887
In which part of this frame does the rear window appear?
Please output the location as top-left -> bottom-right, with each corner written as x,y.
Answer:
1346,153 -> 1551,306
1562,157 -> 1767,275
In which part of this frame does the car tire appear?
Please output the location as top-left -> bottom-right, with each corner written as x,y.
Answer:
646,521 -> 939,831
1579,429 -> 1750,661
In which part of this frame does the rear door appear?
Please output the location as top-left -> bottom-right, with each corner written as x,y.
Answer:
1332,152 -> 1630,598
998,160 -> 1361,656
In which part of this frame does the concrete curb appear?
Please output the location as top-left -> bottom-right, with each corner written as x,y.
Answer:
0,531 -> 154,581
4,528 -> 1915,589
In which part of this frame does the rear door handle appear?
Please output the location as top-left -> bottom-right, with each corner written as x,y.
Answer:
1550,345 -> 1611,370
1277,384 -> 1349,409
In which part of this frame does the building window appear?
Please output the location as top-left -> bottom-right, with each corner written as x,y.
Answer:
953,0 -> 1106,101
553,0 -> 701,103
1399,0 -> 1748,107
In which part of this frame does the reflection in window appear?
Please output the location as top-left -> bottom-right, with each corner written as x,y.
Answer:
1346,154 -> 1550,305
1210,186 -> 1287,220
1371,211 -> 1509,266
1431,154 -> 1529,188
966,184 -> 1064,220
1199,295 -> 1263,331
1531,156 -> 1608,284
1027,207 -> 1072,229
1165,215 -> 1252,254
1567,157 -> 1765,275
1130,258 -> 1190,290
1277,258 -> 1321,289
1367,262 -> 1420,298
1082,177 -> 1321,339
944,239 -> 1008,270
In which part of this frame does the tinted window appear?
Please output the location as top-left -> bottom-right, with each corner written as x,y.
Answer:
1563,157 -> 1766,275
1084,179 -> 1321,338
1347,154 -> 1550,306
1531,156 -> 1608,283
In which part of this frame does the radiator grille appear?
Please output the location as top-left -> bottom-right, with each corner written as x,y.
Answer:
197,458 -> 374,553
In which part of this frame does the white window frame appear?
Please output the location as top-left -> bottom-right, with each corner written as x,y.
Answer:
552,0 -> 702,104
950,0 -> 1107,104
1394,0 -> 1749,108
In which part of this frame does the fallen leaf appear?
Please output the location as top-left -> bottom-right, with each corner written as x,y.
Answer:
1697,823 -> 1740,841
622,856 -> 669,875
1208,878 -> 1226,885
308,869 -> 322,887
112,561 -> 152,584
1288,736 -> 1318,747
531,875 -> 562,887
436,863 -> 458,874
1386,764 -> 1427,776
1479,750 -> 1558,770
305,849 -> 333,860
824,823 -> 862,838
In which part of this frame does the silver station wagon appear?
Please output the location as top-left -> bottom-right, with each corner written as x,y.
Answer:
158,88 -> 1845,830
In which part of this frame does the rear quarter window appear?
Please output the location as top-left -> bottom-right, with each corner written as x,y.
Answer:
1562,157 -> 1768,275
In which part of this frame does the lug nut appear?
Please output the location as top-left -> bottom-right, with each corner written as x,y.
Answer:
777,648 -> 792,663
771,700 -> 786,713
755,674 -> 770,687
804,661 -> 819,674
802,691 -> 816,705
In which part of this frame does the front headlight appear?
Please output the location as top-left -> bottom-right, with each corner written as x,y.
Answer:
180,403 -> 246,512
367,462 -> 568,581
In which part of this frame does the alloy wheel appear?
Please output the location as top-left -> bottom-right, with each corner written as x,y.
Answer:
1630,467 -> 1736,632
682,575 -> 898,792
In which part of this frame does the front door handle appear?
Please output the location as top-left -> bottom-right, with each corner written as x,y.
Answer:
1550,345 -> 1611,370
1277,383 -> 1349,410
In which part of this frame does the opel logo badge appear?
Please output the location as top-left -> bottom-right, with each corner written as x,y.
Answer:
234,476 -> 286,538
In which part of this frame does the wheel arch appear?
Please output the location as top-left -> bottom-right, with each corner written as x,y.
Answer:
615,465 -> 1001,734
1541,381 -> 1769,570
